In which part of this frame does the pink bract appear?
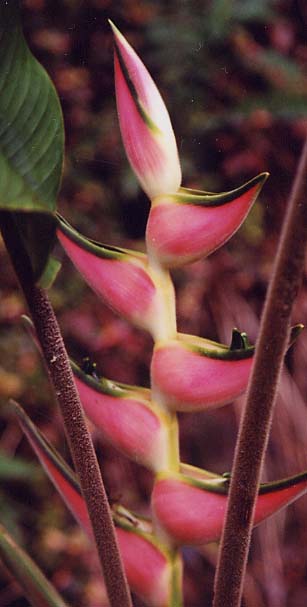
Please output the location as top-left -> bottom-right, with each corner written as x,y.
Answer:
73,371 -> 169,471
146,175 -> 267,267
57,227 -> 156,331
152,473 -> 307,546
110,21 -> 181,199
151,337 -> 253,411
16,404 -> 177,607
117,528 -> 173,607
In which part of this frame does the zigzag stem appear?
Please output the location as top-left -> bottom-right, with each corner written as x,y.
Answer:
149,256 -> 177,342
148,254 -> 180,475
147,252 -> 183,606
0,212 -> 132,607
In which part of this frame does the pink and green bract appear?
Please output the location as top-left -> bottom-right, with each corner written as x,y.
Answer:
146,174 -> 268,267
15,401 -> 307,604
17,21 -> 306,607
109,20 -> 181,200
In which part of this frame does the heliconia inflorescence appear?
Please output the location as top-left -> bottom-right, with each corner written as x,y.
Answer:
17,22 -> 306,607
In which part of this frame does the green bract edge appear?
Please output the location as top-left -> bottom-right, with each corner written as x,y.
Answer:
178,331 -> 255,361
71,359 -> 149,399
163,172 -> 268,207
157,470 -> 229,495
258,471 -> 307,494
288,323 -> 304,347
157,469 -> 307,496
14,400 -> 169,560
12,402 -> 174,575
71,359 -> 127,397
37,255 -> 62,289
179,462 -> 221,480
113,507 -> 173,560
57,214 -> 147,262
13,400 -> 163,538
0,523 -> 69,607
182,323 -> 303,361
181,323 -> 303,361
11,400 -> 82,497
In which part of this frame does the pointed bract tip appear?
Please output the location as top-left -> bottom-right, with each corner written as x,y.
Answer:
289,323 -> 304,347
8,398 -> 24,419
258,171 -> 270,183
110,19 -> 181,199
146,171 -> 268,268
108,19 -> 121,37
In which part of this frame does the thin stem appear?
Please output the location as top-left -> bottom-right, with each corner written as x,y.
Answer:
213,136 -> 307,607
149,257 -> 177,342
165,411 -> 180,473
148,256 -> 180,472
0,212 -> 132,607
147,254 -> 182,604
170,550 -> 183,607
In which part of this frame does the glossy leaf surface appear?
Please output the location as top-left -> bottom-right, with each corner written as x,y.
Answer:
0,3 -> 64,278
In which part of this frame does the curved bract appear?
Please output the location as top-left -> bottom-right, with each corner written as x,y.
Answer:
115,515 -> 182,607
4,13 -> 306,607
57,215 -> 176,340
146,173 -> 268,267
72,361 -> 170,472
110,21 -> 181,199
151,330 -> 254,411
152,470 -> 307,546
12,401 -> 181,607
57,215 -> 155,328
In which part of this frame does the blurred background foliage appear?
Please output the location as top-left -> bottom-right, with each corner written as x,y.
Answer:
1,0 -> 307,605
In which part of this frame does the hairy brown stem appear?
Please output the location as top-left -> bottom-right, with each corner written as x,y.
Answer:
213,136 -> 307,607
1,212 -> 132,607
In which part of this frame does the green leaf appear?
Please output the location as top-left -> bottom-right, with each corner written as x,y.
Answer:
0,3 -> 63,213
0,2 -> 64,279
0,523 -> 70,607
0,452 -> 41,481
37,255 -> 61,289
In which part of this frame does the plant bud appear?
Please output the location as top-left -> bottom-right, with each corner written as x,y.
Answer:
110,20 -> 181,199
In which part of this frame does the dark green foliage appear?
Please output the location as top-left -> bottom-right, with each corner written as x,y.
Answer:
0,2 -> 64,279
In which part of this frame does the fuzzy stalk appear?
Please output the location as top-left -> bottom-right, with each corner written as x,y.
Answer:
213,136 -> 307,607
0,212 -> 132,607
